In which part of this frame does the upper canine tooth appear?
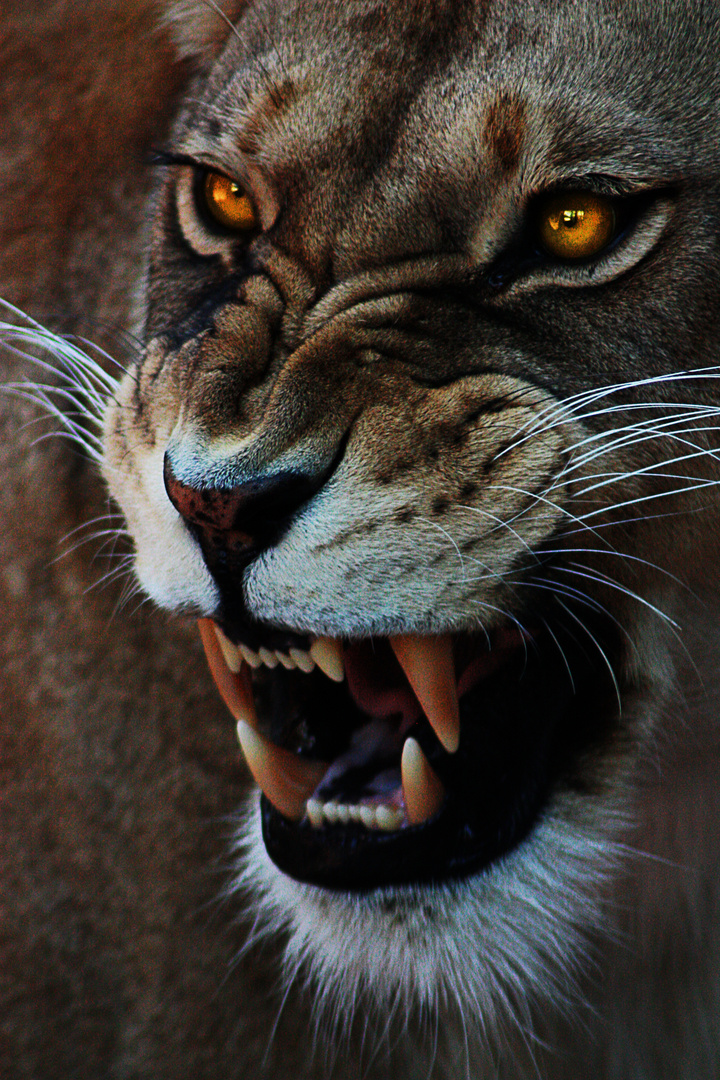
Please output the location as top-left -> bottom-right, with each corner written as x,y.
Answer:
236,720 -> 328,821
309,637 -> 345,682
390,633 -> 460,753
259,647 -> 279,669
213,625 -> 242,672
401,737 -> 445,826
197,619 -> 257,727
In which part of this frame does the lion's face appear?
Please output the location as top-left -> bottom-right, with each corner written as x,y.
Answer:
103,0 -> 720,1023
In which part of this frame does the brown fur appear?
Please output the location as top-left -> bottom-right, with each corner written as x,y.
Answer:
3,2 -> 720,1078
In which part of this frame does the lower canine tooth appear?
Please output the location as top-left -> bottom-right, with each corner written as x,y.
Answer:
236,720 -> 328,821
198,619 -> 256,727
401,737 -> 445,826
310,637 -> 345,682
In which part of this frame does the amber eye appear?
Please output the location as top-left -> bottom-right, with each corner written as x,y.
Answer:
200,170 -> 257,232
537,191 -> 617,261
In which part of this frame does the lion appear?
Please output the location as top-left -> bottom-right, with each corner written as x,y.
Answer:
3,1 -> 720,1077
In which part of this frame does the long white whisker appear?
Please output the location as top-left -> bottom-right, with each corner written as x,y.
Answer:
454,502 -> 543,561
553,598 -> 622,714
540,615 -> 576,693
417,516 -> 467,579
560,412 -> 720,469
6,382 -> 106,432
498,369 -> 720,463
520,545 -> 694,596
54,527 -> 130,563
1,327 -> 120,397
555,431 -> 720,492
487,483 -> 620,552
552,564 -> 680,629
569,478 -> 720,524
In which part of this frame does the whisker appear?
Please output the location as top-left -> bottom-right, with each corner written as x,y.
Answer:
569,477 -> 720,524
498,369 -> 720,464
486,483 -> 621,552
555,431 -> 720,493
551,563 -> 680,629
417,516 -> 468,579
455,502 -> 543,562
540,616 -> 576,693
553,598 -> 622,714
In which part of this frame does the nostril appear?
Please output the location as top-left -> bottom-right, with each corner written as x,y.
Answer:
164,461 -> 240,532
163,453 -> 326,547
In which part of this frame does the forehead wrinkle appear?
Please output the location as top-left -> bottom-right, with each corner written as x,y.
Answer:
176,63 -> 309,179
232,80 -> 302,158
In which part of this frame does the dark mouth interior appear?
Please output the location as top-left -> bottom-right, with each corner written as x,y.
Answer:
216,611 -> 621,892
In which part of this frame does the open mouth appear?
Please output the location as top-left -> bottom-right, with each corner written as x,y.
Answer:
198,605 -> 621,892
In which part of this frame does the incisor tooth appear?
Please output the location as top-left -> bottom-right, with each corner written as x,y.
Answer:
213,624 -> 242,672
390,633 -> 460,753
236,720 -> 328,821
240,644 -> 262,669
309,637 -> 345,682
360,805 -> 377,829
376,805 -> 403,831
289,647 -> 315,674
401,737 -> 446,826
259,646 -> 278,669
276,651 -> 297,670
306,798 -> 324,828
198,619 -> 257,727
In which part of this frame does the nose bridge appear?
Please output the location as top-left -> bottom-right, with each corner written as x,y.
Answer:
163,321 -> 363,564
168,310 -> 364,495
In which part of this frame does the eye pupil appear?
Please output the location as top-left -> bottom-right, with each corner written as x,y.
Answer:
555,209 -> 584,230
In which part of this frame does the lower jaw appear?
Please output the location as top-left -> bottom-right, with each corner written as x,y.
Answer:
205,614 -> 622,893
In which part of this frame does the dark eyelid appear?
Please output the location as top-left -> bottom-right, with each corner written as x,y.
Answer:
149,150 -> 240,183
149,148 -> 202,170
535,175 -> 653,199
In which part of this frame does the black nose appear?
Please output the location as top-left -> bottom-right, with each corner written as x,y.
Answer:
163,454 -> 323,553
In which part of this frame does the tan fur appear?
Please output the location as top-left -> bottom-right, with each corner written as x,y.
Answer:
2,2 -> 720,1077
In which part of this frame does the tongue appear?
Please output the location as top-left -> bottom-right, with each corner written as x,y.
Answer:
344,641 -> 422,727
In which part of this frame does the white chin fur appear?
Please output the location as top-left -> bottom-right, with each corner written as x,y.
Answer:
232,791 -> 627,1040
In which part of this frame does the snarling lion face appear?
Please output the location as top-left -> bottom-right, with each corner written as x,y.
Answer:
103,0 -> 720,1026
